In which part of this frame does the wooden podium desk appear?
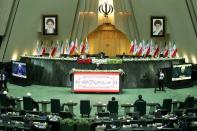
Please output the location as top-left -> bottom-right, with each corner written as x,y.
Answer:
70,69 -> 124,93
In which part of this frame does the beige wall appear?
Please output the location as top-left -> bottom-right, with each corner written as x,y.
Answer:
0,0 -> 78,61
132,0 -> 197,63
0,0 -> 197,63
0,0 -> 14,36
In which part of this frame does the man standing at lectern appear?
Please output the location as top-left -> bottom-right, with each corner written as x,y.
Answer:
158,69 -> 165,91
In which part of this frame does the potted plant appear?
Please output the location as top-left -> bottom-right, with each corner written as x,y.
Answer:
60,118 -> 75,131
75,118 -> 92,131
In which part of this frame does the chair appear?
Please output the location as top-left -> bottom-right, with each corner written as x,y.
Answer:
98,112 -> 110,118
59,111 -> 73,119
161,99 -> 172,115
134,101 -> 146,116
80,100 -> 91,117
51,99 -> 61,114
185,96 -> 194,108
23,96 -> 34,111
0,93 -> 8,107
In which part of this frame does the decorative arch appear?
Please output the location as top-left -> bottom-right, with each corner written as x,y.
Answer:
87,23 -> 130,57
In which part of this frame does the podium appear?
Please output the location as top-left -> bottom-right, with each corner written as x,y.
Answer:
70,69 -> 123,93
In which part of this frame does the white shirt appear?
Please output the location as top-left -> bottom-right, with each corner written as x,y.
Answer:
0,74 -> 5,81
159,72 -> 164,80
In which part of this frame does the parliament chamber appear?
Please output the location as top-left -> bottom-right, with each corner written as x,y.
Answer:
0,0 -> 197,131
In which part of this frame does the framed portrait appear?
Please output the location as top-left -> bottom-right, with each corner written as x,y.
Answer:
151,16 -> 165,37
42,15 -> 58,35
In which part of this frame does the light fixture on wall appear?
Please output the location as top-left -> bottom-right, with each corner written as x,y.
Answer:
191,55 -> 197,64
79,11 -> 96,16
183,53 -> 189,63
12,52 -> 18,61
32,48 -> 37,56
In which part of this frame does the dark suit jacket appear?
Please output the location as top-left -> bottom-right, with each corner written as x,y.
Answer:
107,100 -> 119,113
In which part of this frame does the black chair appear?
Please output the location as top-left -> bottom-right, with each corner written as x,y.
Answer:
161,99 -> 172,115
59,111 -> 73,119
80,100 -> 91,117
23,96 -> 34,111
134,101 -> 146,116
51,99 -> 61,114
0,93 -> 8,107
98,112 -> 110,118
185,96 -> 194,108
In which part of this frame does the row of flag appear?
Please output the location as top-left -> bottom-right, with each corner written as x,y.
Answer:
36,39 -> 177,58
129,40 -> 178,58
36,38 -> 89,57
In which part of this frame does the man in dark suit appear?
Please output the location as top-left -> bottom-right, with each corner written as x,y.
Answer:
26,93 -> 39,111
107,97 -> 119,119
3,91 -> 16,108
133,95 -> 146,116
134,94 -> 145,107
0,70 -> 6,92
2,68 -> 8,91
153,20 -> 163,36
179,94 -> 194,109
45,19 -> 56,34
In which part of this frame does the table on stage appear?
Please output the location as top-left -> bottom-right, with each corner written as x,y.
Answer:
146,102 -> 160,115
15,97 -> 23,111
63,101 -> 77,114
70,69 -> 124,93
93,103 -> 107,113
121,103 -> 134,115
37,100 -> 50,112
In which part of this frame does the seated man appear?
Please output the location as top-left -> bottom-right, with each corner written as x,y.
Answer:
133,94 -> 146,114
179,94 -> 194,109
26,93 -> 39,111
134,95 -> 145,107
3,91 -> 16,108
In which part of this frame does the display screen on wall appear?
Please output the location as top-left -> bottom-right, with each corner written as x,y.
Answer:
12,61 -> 27,78
172,64 -> 192,81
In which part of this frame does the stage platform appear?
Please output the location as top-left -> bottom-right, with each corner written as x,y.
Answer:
21,56 -> 185,88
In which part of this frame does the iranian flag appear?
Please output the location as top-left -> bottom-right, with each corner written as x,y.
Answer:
80,39 -> 86,54
145,43 -> 151,56
60,40 -> 65,55
69,39 -> 78,55
41,46 -> 46,56
129,41 -> 134,55
137,42 -> 143,57
163,42 -> 169,58
36,40 -> 41,56
55,40 -> 62,57
64,40 -> 70,55
85,37 -> 89,54
50,45 -> 57,57
153,44 -> 160,58
133,40 -> 138,55
171,44 -> 177,58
